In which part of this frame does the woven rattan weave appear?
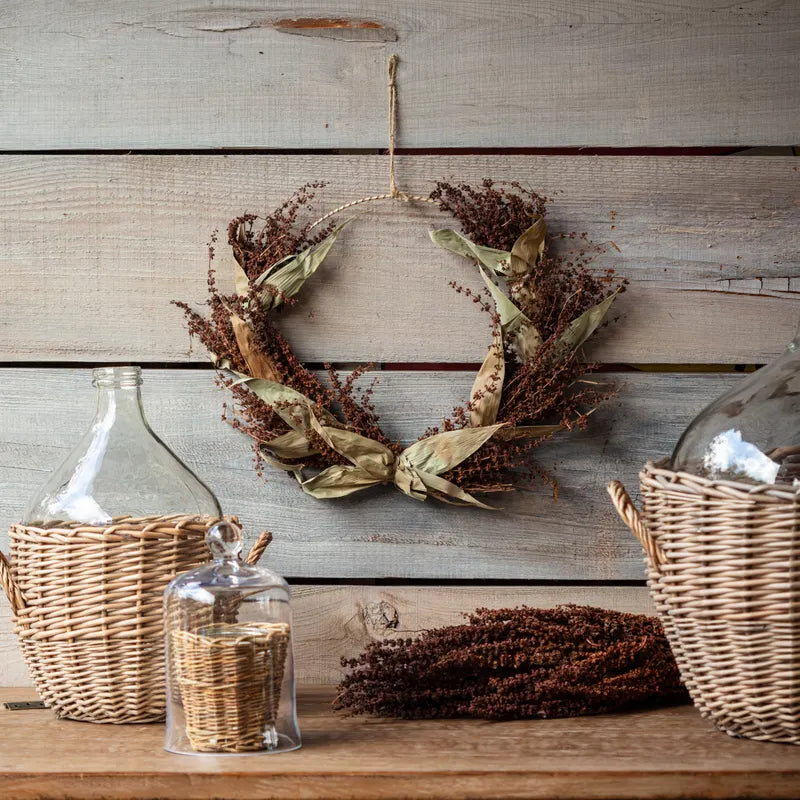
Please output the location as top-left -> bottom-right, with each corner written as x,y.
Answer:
170,622 -> 290,753
609,461 -> 800,744
0,514 -> 272,724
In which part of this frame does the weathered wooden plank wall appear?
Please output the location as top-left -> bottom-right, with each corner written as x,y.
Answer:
0,369 -> 744,579
0,1 -> 797,687
0,155 -> 797,364
0,586 -> 654,686
1,1 -> 797,148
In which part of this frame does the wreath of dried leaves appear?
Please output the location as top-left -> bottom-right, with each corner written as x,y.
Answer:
176,180 -> 626,510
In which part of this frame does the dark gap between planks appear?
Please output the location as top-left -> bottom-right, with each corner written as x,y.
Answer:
0,147 -> 794,156
0,362 -> 763,374
286,578 -> 648,587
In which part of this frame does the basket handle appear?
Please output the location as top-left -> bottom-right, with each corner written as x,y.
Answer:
606,480 -> 667,568
0,549 -> 26,616
245,530 -> 273,566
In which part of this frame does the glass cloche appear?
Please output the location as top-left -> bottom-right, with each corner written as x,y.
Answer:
24,366 -> 221,525
164,519 -> 300,755
672,333 -> 800,484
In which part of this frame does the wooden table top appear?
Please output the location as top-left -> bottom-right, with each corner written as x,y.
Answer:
1,686 -> 799,799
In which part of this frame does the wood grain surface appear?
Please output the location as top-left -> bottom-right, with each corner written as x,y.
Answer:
0,155 -> 797,364
0,584 -> 655,687
1,1 -> 798,149
0,368 -> 742,581
1,5 -> 797,791
0,686 -> 798,799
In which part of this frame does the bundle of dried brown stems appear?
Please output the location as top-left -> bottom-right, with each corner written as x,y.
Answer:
335,605 -> 687,720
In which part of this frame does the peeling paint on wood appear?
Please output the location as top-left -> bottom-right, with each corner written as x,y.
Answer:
274,18 -> 397,41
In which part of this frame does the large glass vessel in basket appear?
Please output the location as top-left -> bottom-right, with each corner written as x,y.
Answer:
9,365 -> 221,725
672,333 -> 800,484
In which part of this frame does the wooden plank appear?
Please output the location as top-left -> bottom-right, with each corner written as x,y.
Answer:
0,368 -> 740,580
1,687 -> 799,800
1,1 -> 798,149
0,585 -> 654,687
0,155 -> 798,364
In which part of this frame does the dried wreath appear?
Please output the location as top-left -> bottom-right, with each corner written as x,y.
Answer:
175,180 -> 626,510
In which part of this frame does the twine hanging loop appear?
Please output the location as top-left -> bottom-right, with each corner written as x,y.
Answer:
309,55 -> 436,229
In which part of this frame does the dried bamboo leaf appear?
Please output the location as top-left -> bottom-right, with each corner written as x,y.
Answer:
229,314 -> 281,382
211,353 -> 231,370
263,429 -> 318,459
300,464 -> 383,499
478,267 -> 542,361
558,289 -> 620,354
479,267 -> 529,335
393,461 -> 427,501
416,471 -> 499,510
235,375 -> 333,432
401,423 -> 505,476
513,326 -> 544,362
255,221 -> 349,310
509,218 -> 546,278
220,226 -> 252,297
234,221 -> 247,261
260,453 -> 305,477
307,412 -> 394,480
234,263 -> 250,297
469,328 -> 505,427
428,229 -> 510,274
256,252 -> 295,283
229,223 -> 254,296
265,410 -> 507,506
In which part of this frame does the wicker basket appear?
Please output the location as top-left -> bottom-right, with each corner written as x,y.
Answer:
608,461 -> 800,744
169,622 -> 290,753
0,514 -> 272,724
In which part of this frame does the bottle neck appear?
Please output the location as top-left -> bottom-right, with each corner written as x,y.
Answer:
94,384 -> 148,430
91,367 -> 148,433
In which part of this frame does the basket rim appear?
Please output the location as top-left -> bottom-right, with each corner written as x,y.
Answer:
10,514 -> 225,540
643,460 -> 800,503
172,622 -> 291,650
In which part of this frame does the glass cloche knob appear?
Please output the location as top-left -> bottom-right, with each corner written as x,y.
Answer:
206,519 -> 243,561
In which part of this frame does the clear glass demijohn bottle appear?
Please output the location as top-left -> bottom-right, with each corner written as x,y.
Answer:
672,330 -> 800,485
164,519 -> 300,755
23,366 -> 221,525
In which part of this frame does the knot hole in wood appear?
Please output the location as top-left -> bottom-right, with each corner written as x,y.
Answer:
363,600 -> 400,635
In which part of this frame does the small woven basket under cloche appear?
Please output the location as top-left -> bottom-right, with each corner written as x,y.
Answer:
0,514 -> 272,724
608,461 -> 800,744
170,622 -> 290,753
